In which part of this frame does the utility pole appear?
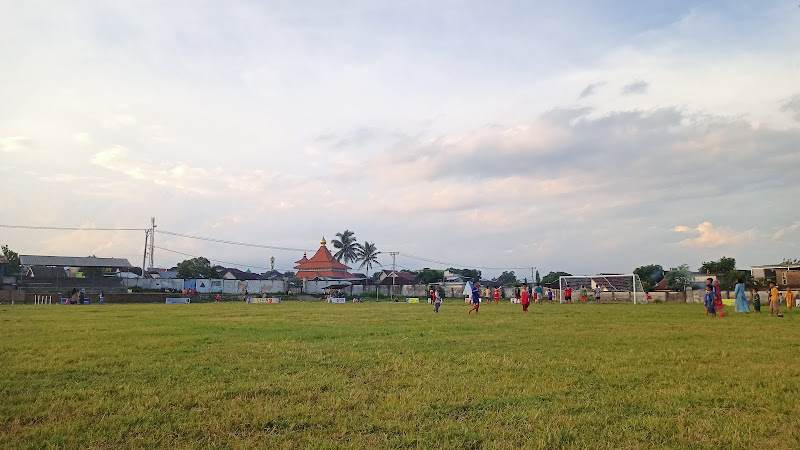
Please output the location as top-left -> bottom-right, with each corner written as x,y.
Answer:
142,229 -> 150,278
389,252 -> 399,301
148,217 -> 156,270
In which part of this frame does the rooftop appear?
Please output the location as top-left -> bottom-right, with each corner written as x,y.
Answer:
20,255 -> 133,268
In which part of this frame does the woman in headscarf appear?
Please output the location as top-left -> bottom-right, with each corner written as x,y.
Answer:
734,278 -> 750,313
713,279 -> 724,314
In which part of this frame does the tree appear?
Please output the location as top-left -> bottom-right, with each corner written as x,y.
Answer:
633,264 -> 665,292
332,230 -> 360,264
496,271 -> 518,286
176,257 -> 217,279
416,268 -> 444,284
356,241 -> 381,281
283,271 -> 296,279
79,254 -> 105,278
1,245 -> 21,276
718,270 -> 753,291
535,270 -> 541,285
699,257 -> 736,275
780,258 -> 800,265
665,264 -> 692,291
541,271 -> 572,285
447,268 -> 482,282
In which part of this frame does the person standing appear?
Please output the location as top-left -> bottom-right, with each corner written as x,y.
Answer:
705,285 -> 717,318
580,285 -> 588,304
751,287 -> 761,313
594,285 -> 602,305
769,282 -> 780,316
493,287 -> 500,304
547,289 -> 553,302
713,280 -> 724,315
215,293 -> 221,303
534,284 -> 544,305
433,286 -> 442,313
468,282 -> 481,315
521,284 -> 530,312
564,286 -> 573,304
734,278 -> 750,313
514,286 -> 521,304
785,288 -> 796,311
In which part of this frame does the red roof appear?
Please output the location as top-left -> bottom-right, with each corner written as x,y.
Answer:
294,242 -> 356,279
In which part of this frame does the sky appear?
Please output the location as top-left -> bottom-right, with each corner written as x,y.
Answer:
1,0 -> 799,279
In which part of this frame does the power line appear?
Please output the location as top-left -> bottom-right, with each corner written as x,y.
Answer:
0,224 -> 147,231
397,252 -> 530,271
153,246 -> 296,273
157,230 -> 313,252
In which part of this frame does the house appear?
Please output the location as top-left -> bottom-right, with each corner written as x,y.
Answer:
378,270 -> 416,286
751,264 -> 800,280
776,269 -> 800,288
26,266 -> 68,278
0,255 -> 6,279
219,268 -> 260,281
260,270 -> 285,280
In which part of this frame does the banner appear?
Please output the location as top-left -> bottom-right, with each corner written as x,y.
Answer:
249,297 -> 281,304
328,297 -> 346,304
406,298 -> 420,303
166,298 -> 190,304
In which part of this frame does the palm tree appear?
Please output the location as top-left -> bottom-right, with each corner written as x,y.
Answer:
332,230 -> 360,264
357,241 -> 382,282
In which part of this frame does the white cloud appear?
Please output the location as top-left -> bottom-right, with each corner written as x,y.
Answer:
73,132 -> 92,145
674,225 -> 690,232
678,222 -> 755,248
0,136 -> 31,153
773,221 -> 800,241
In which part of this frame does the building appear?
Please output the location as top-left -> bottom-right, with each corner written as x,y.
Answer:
776,269 -> 800,288
378,270 -> 416,286
20,255 -> 133,277
293,237 -> 357,280
0,255 -> 6,279
751,264 -> 800,280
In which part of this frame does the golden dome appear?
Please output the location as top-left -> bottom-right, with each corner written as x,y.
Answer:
320,236 -> 327,246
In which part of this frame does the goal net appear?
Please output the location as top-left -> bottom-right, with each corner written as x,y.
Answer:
558,274 -> 647,304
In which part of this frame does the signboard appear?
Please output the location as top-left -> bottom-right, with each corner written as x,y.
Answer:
166,298 -> 190,304
328,297 -> 346,304
249,297 -> 281,304
406,298 -> 420,303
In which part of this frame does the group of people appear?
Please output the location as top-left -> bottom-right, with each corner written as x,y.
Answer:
465,282 -> 557,315
562,285 -> 604,305
706,277 -> 796,318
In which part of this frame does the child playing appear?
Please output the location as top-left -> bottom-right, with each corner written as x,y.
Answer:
785,288 -> 795,311
580,285 -> 588,303
547,289 -> 553,302
769,282 -> 780,316
751,288 -> 761,313
535,284 -> 544,305
705,285 -> 716,318
468,282 -> 481,315
493,287 -> 500,304
713,279 -> 724,315
564,286 -> 573,304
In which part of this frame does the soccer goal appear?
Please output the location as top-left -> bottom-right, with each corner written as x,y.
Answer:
558,274 -> 646,304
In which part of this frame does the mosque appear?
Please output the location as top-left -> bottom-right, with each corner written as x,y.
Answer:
293,237 -> 357,280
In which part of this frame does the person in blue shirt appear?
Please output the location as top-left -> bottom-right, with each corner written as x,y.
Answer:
468,281 -> 481,315
705,285 -> 716,318
534,284 -> 544,305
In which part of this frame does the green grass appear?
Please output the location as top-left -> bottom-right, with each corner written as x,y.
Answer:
1,301 -> 799,449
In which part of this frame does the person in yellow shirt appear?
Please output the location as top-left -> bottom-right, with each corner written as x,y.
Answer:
785,288 -> 796,311
769,282 -> 780,316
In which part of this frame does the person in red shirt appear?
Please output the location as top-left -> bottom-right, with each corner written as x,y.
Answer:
521,284 -> 530,312
564,286 -> 573,304
493,287 -> 500,304
215,294 -> 220,303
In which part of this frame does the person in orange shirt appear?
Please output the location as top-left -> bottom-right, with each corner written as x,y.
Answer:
769,282 -> 780,316
785,288 -> 796,311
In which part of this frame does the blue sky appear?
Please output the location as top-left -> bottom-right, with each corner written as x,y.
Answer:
1,1 -> 799,278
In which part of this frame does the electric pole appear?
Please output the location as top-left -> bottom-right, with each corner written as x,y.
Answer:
148,217 -> 156,270
389,252 -> 399,301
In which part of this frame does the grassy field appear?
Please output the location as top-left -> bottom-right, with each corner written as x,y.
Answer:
1,300 -> 799,449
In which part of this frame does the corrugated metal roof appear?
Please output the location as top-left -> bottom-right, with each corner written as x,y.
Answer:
20,255 -> 133,268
